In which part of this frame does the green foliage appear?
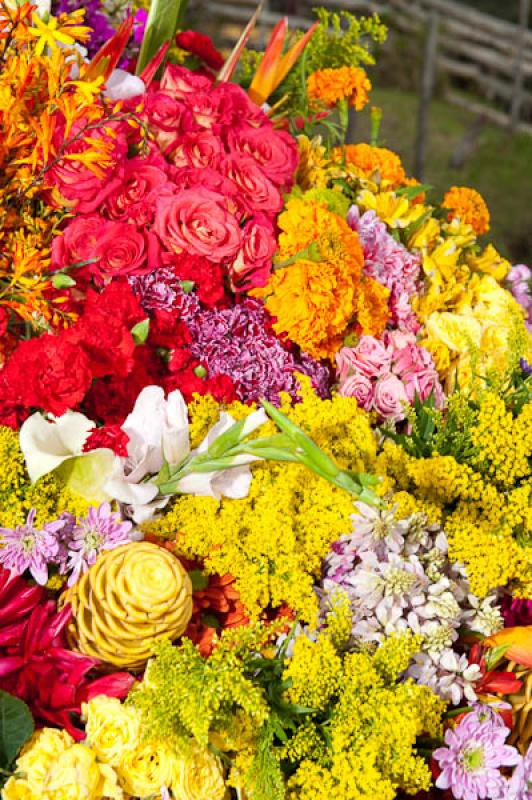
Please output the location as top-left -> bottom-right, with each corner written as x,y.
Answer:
0,691 -> 34,787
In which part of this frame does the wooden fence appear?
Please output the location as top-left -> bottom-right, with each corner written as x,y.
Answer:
192,0 -> 532,135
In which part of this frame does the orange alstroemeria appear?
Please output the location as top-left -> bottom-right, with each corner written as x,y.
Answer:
248,17 -> 318,106
485,627 -> 532,669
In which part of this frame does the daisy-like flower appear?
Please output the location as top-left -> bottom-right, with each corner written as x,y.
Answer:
0,509 -> 63,585
507,744 -> 532,800
66,503 -> 134,586
434,708 -> 520,800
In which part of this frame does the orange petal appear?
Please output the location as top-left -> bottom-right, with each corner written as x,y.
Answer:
217,2 -> 263,84
275,21 -> 319,89
485,626 -> 532,668
83,16 -> 134,82
248,16 -> 288,105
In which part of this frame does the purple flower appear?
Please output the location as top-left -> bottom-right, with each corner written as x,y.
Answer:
434,708 -> 521,800
507,744 -> 532,800
188,298 -> 331,404
65,503 -> 133,586
129,268 -> 181,312
506,264 -> 532,332
0,509 -> 64,585
347,206 -> 421,332
501,595 -> 532,627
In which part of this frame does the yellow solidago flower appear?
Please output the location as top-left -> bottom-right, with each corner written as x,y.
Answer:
307,66 -> 372,110
443,185 -> 490,235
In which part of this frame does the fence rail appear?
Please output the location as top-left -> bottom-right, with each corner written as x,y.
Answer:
193,0 -> 532,133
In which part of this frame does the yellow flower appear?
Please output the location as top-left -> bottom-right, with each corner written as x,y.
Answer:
117,741 -> 179,798
357,190 -> 426,229
83,695 -> 141,768
332,143 -> 406,188
443,186 -> 490,235
467,243 -> 510,282
295,135 -> 329,190
2,728 -> 122,800
307,66 -> 371,110
27,13 -> 90,56
173,742 -> 227,800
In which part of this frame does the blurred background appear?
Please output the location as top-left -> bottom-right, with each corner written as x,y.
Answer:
188,0 -> 532,263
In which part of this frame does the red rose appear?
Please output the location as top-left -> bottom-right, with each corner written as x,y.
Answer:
231,214 -> 276,289
212,82 -> 269,128
96,222 -> 155,281
51,215 -> 104,272
105,157 -> 170,223
175,31 -> 224,71
172,130 -> 223,170
160,65 -> 213,100
154,188 -> 242,261
227,125 -> 298,189
3,335 -> 92,416
47,119 -> 127,213
183,90 -> 228,130
221,155 -> 282,214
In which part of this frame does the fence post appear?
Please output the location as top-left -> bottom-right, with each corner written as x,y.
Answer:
414,9 -> 440,181
510,0 -> 530,132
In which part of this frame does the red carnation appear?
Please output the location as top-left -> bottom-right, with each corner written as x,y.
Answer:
175,32 -> 224,71
83,424 -> 130,457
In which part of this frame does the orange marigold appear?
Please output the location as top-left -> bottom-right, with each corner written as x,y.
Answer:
307,66 -> 372,111
332,142 -> 407,188
443,186 -> 490,235
253,198 -> 387,360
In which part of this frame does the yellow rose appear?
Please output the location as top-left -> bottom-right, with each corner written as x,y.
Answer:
173,743 -> 227,800
1,777 -> 37,800
117,741 -> 179,797
83,695 -> 140,768
43,743 -> 123,800
11,728 -> 73,796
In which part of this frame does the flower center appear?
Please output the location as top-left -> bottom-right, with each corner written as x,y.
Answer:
383,567 -> 416,595
462,746 -> 485,772
21,532 -> 36,553
84,528 -> 104,551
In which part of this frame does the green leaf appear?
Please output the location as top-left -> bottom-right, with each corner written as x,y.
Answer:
0,691 -> 34,769
189,569 -> 209,591
396,183 -> 432,200
131,318 -> 150,345
52,273 -> 76,289
136,0 -> 188,75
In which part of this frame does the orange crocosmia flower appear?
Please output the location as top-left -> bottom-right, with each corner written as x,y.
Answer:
253,198 -> 366,361
307,66 -> 372,111
443,185 -> 490,235
332,142 -> 407,188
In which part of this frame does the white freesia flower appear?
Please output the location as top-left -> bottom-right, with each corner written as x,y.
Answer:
20,410 -> 97,483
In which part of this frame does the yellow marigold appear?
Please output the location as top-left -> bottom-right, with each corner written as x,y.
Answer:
295,135 -> 329,190
253,198 -> 367,359
443,186 -> 490,235
307,66 -> 372,110
333,143 -> 406,187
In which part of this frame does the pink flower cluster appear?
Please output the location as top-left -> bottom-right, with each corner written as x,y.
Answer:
51,65 -> 298,291
336,331 -> 444,422
347,205 -> 421,332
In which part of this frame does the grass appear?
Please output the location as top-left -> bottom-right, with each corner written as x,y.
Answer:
353,88 -> 532,263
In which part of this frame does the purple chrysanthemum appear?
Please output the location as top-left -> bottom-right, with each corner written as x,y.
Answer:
188,298 -> 331,404
507,744 -> 532,800
434,708 -> 521,800
66,503 -> 133,586
0,509 -> 64,585
347,205 -> 421,332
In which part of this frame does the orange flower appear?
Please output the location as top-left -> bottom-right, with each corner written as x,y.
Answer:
443,186 -> 490,235
307,66 -> 372,111
485,626 -> 532,669
332,142 -> 407,188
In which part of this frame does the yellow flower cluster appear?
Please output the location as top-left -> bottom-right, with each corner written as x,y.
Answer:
252,196 -> 388,359
145,378 -> 377,621
307,66 -> 372,110
3,698 -> 227,800
283,631 -> 444,800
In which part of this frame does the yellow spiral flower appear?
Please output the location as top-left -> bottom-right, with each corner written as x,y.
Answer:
64,542 -> 193,669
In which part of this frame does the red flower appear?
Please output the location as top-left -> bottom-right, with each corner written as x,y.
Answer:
0,593 -> 134,739
83,424 -> 130,457
0,566 -> 45,632
175,31 -> 224,71
469,643 -> 522,696
173,253 -> 227,308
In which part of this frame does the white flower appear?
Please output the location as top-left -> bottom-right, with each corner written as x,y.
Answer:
105,69 -> 145,101
408,649 -> 481,706
20,410 -> 95,483
466,593 -> 504,637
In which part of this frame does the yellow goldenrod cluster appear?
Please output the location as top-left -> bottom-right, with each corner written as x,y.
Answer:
283,631 -> 444,800
145,379 -> 377,621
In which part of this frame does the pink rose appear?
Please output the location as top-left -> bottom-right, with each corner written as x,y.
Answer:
335,347 -> 358,384
214,82 -> 269,127
47,119 -> 127,213
230,214 -> 276,289
172,130 -> 223,170
373,374 -> 409,422
222,155 -> 282,214
402,368 -> 443,405
227,126 -> 298,189
338,372 -> 374,410
351,336 -> 392,378
144,91 -> 195,147
154,188 -> 242,261
160,65 -> 212,99
105,158 -> 169,223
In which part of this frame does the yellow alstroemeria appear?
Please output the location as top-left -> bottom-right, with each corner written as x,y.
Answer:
357,190 -> 427,229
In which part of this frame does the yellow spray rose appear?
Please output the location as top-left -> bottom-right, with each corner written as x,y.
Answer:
173,743 -> 227,800
117,741 -> 179,797
83,695 -> 140,768
1,728 -> 122,800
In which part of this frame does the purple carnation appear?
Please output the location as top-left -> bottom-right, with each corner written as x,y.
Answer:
347,205 -> 421,332
0,509 -> 65,585
188,298 -> 331,404
434,707 -> 521,800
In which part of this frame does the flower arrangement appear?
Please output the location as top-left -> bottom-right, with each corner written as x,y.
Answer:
0,2 -> 531,800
